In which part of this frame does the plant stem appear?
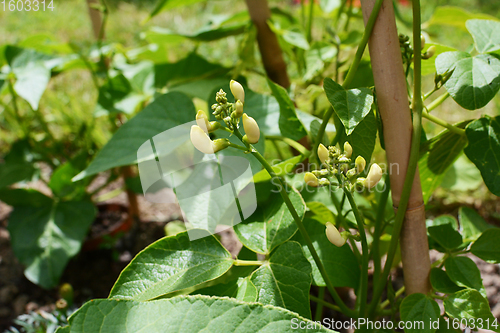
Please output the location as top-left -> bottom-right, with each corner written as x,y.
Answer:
426,92 -> 449,112
310,294 -> 342,312
306,0 -> 315,43
371,175 -> 390,287
314,287 -> 326,321
265,135 -> 310,155
233,260 -> 264,266
228,143 -> 249,152
330,191 -> 362,262
313,0 -> 383,156
422,111 -> 465,136
344,190 -> 369,318
367,0 -> 424,318
379,286 -> 405,310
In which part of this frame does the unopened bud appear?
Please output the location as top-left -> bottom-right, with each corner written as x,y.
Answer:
325,222 -> 346,247
355,156 -> 366,174
230,80 -> 245,103
190,125 -> 215,154
318,143 -> 329,165
242,113 -> 260,144
344,142 -> 353,158
420,35 -> 426,49
423,45 -> 436,59
363,163 -> 383,189
196,110 -> 210,132
212,138 -> 230,153
304,172 -> 319,187
234,100 -> 244,118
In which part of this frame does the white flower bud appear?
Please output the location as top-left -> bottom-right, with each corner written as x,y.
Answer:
325,222 -> 345,247
190,125 -> 215,154
230,80 -> 245,103
242,113 -> 260,144
344,142 -> 353,158
420,35 -> 426,49
355,156 -> 366,174
318,143 -> 329,165
363,163 -> 383,189
423,45 -> 436,59
196,110 -> 210,132
304,172 -> 319,187
234,100 -> 244,118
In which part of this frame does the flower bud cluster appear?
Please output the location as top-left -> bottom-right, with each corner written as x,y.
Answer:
191,80 -> 261,154
304,142 -> 383,191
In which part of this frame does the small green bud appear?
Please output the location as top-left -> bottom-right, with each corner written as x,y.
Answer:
346,168 -> 357,178
318,143 -> 329,165
304,172 -> 319,187
216,89 -> 228,104
423,45 -> 436,59
325,222 -> 345,247
312,169 -> 329,177
242,113 -> 260,144
230,80 -> 245,103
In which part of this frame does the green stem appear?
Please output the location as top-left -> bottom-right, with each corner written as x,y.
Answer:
367,0 -> 424,318
331,190 -> 361,262
306,0 -> 315,43
344,190 -> 369,318
371,175 -> 390,288
314,287 -> 326,321
233,260 -> 263,266
314,0 -> 383,157
379,286 -> 405,310
272,140 -> 285,161
422,112 -> 465,136
310,294 -> 342,313
265,135 -> 310,155
228,142 -> 249,152
426,92 -> 449,112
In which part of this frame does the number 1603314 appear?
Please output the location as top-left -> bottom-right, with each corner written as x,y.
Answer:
1,0 -> 54,11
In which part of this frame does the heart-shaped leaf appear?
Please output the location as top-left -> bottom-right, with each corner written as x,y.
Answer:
323,77 -> 373,135
435,51 -> 500,110
234,188 -> 306,254
444,256 -> 485,297
464,116 -> 500,196
400,293 -> 441,333
466,19 -> 500,53
250,241 -> 312,318
109,231 -> 234,301
62,295 -> 336,333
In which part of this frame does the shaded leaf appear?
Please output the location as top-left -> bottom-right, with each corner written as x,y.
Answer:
471,229 -> 500,263
444,256 -> 485,297
430,268 -> 464,294
250,241 -> 312,318
253,155 -> 305,183
400,293 -> 440,333
458,206 -> 494,242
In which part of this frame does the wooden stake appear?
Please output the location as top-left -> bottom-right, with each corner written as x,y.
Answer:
86,0 -> 105,40
360,0 -> 430,294
244,0 -> 290,88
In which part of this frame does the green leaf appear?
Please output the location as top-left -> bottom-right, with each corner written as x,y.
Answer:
155,53 -> 229,89
65,295 -> 336,333
194,276 -> 258,303
13,60 -> 50,111
0,141 -> 36,188
306,202 -> 335,225
109,231 -> 233,301
148,0 -> 211,19
267,79 -> 307,141
400,293 -> 440,333
7,198 -> 96,289
430,268 -> 464,294
435,51 -> 500,110
252,155 -> 305,183
424,6 -> 498,31
435,317 -> 462,333
444,256 -> 485,297
303,43 -> 337,82
421,44 -> 456,76
234,188 -> 306,254
444,289 -> 499,332
323,78 -> 373,135
49,153 -> 89,201
292,218 -> 360,288
427,216 -> 463,250
464,116 -> 500,196
73,92 -> 196,180
0,188 -> 52,207
419,122 -> 469,203
471,229 -> 500,263
441,154 -> 482,192
466,19 -> 500,53
347,109 -> 377,163
458,206 -> 494,242
250,241 -> 312,318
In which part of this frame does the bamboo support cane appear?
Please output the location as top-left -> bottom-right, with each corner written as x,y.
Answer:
360,0 -> 430,294
244,0 -> 291,88
86,0 -> 104,40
